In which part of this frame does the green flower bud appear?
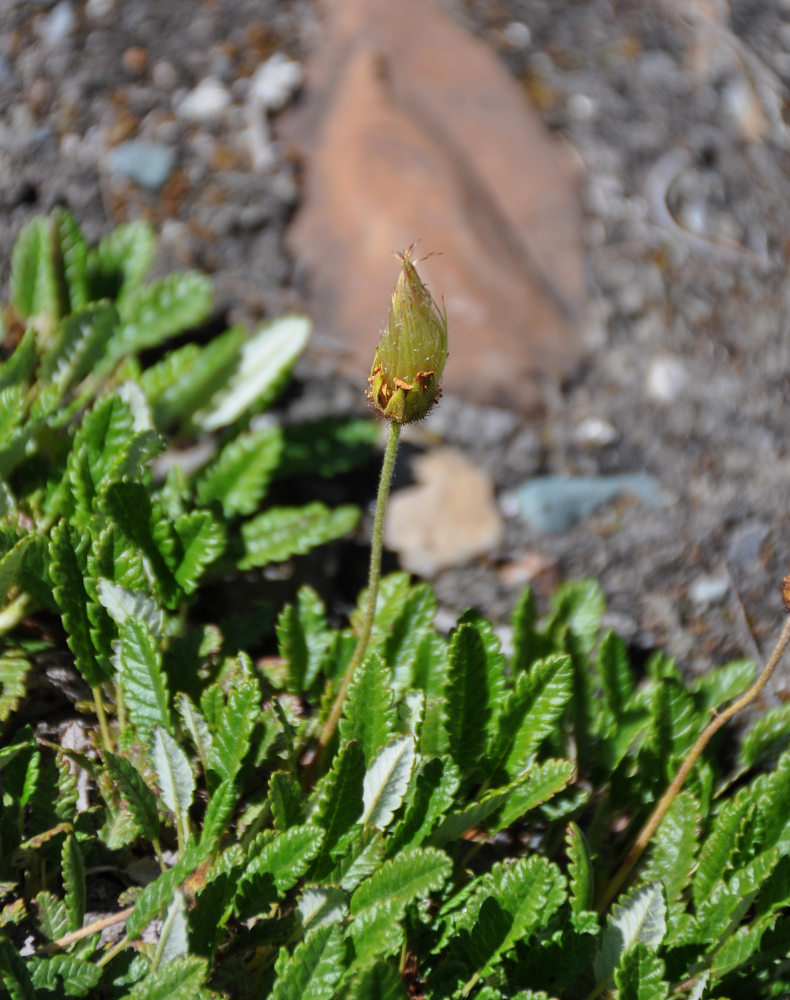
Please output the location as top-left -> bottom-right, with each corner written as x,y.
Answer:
366,246 -> 448,423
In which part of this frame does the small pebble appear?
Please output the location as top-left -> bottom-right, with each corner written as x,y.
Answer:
106,139 -> 176,191
509,473 -> 661,534
645,353 -> 688,403
122,46 -> 148,75
85,0 -> 114,17
573,416 -> 617,447
152,60 -> 178,91
503,21 -> 531,48
249,53 -> 304,112
688,573 -> 729,606
35,0 -> 75,48
568,92 -> 596,122
177,77 -> 232,122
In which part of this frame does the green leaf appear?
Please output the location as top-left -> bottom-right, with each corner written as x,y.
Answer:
739,701 -> 790,770
209,674 -> 259,783
495,758 -> 576,830
235,825 -> 324,920
140,326 -> 245,429
127,840 -> 211,940
351,846 -> 451,917
269,770 -> 303,831
123,956 -> 210,1000
490,655 -> 573,778
50,520 -> 108,686
175,693 -> 212,775
340,653 -> 396,764
61,834 -> 86,932
28,953 -> 103,997
693,792 -> 753,907
199,779 -> 237,850
383,582 -> 437,693
97,579 -> 164,636
566,822 -> 594,917
172,509 -> 225,594
194,314 -> 311,431
0,934 -> 37,1000
598,630 -> 634,729
119,618 -> 171,738
240,502 -> 359,568
594,882 -> 666,990
0,327 -> 37,392
53,207 -> 89,312
547,579 -> 605,655
445,623 -> 490,776
104,752 -> 159,841
150,726 -> 195,824
269,923 -> 345,1000
10,216 -> 60,325
88,219 -> 156,301
196,425 -> 283,517
39,303 -> 118,394
347,961 -> 407,1000
452,855 -> 566,978
154,889 -> 189,968
115,271 -> 213,356
389,755 -> 460,852
0,536 -> 32,603
275,585 -> 331,694
614,943 -> 669,1000
279,418 -> 378,478
297,886 -> 348,933
312,740 -> 366,874
0,654 -> 31,724
642,790 -> 699,907
361,735 -> 415,830
33,892 -> 71,942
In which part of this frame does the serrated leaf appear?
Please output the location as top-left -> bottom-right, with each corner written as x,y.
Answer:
269,770 -> 303,831
195,314 -> 310,431
61,834 -> 86,932
297,886 -> 348,933
347,961 -> 407,1000
50,520 -> 108,686
0,536 -> 31,603
175,694 -> 212,776
453,855 -> 566,978
495,758 -> 577,831
383,582 -> 438,693
276,585 -> 331,694
389,755 -> 460,852
340,652 -> 396,764
710,920 -> 765,979
10,216 -> 60,326
614,943 -> 669,1000
28,953 -> 103,997
0,654 -> 30,724
693,793 -> 753,907
199,779 -> 237,850
196,425 -> 283,517
170,509 -> 225,595
566,822 -> 594,917
209,676 -> 259,783
598,630 -> 634,729
140,326 -> 245,428
150,726 -> 195,824
97,578 -> 164,636
126,840 -> 211,940
594,882 -> 666,989
53,207 -> 88,311
88,219 -> 155,301
0,327 -> 37,392
240,501 -> 359,568
115,271 -> 213,356
269,923 -> 345,1000
430,783 -> 515,846
104,751 -> 159,842
154,889 -> 189,968
40,303 -> 118,394
445,623 -> 490,776
548,579 -> 605,654
312,740 -> 366,875
351,846 -> 451,917
0,935 -> 37,1000
739,701 -> 790,770
339,830 -> 385,892
361,735 -> 415,830
502,655 -> 573,777
124,955 -> 210,1000
234,825 -> 324,920
642,790 -> 699,908
33,892 -> 71,942
119,618 -> 170,737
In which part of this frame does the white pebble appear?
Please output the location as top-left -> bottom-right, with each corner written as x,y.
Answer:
503,21 -> 531,48
645,354 -> 688,403
36,1 -> 75,48
573,416 -> 617,447
177,77 -> 232,122
568,92 -> 596,122
250,53 -> 303,112
688,573 -> 729,606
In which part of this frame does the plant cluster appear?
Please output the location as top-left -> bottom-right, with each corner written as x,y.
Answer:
1,213 -> 790,1000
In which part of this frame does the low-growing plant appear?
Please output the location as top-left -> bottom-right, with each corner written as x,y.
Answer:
2,213 -> 790,1000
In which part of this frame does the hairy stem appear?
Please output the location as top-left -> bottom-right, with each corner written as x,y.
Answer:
318,420 -> 401,753
597,614 -> 790,912
92,685 -> 113,754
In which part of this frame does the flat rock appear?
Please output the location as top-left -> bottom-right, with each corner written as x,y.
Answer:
384,448 -> 504,576
283,0 -> 587,412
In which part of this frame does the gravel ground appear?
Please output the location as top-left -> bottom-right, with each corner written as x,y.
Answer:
2,0 -> 790,696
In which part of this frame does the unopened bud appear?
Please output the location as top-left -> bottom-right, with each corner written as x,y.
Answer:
366,246 -> 448,423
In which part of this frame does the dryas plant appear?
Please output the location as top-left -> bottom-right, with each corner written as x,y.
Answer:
1,213 -> 790,1000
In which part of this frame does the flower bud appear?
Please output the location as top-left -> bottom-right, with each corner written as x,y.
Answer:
366,246 -> 448,423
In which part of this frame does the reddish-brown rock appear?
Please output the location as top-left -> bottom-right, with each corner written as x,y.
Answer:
283,0 -> 587,412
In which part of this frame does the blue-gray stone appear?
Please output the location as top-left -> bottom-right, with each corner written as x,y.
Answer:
512,473 -> 661,533
107,140 -> 176,191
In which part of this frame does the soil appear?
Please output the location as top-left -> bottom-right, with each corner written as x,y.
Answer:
2,0 -> 790,698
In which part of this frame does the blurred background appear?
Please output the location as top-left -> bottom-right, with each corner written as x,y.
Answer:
2,0 -> 790,693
